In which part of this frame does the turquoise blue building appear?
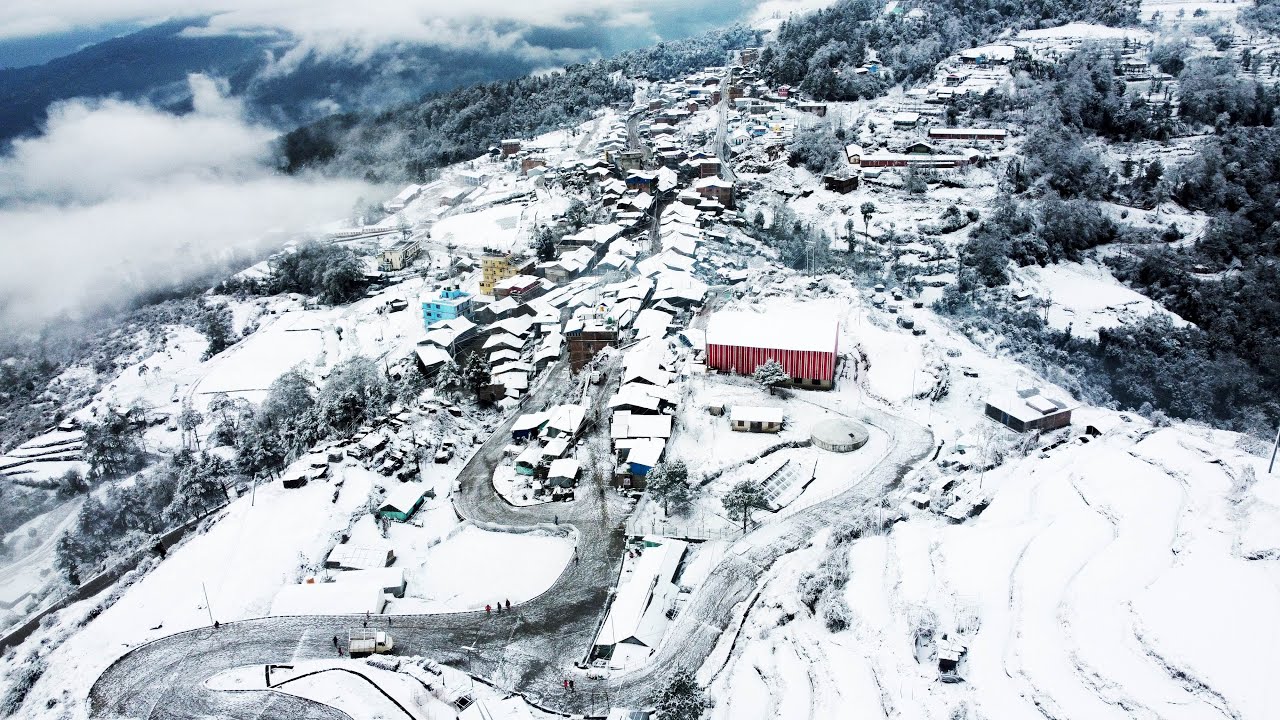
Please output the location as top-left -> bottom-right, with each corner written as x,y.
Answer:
421,287 -> 472,329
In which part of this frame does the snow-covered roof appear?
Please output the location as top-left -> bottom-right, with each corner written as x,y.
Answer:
329,567 -> 405,593
612,411 -> 673,440
379,484 -> 427,514
270,582 -> 385,616
616,438 -> 665,469
327,543 -> 393,571
694,176 -> 733,190
495,371 -> 529,392
493,361 -> 533,376
608,386 -> 662,413
516,444 -> 543,466
542,438 -> 569,458
706,309 -> 839,354
513,412 -> 549,433
633,308 -> 673,342
548,458 -> 580,480
483,333 -> 524,350
985,388 -> 1073,423
414,345 -> 451,370
545,404 -> 586,434
622,362 -> 672,387
489,348 -> 520,364
730,406 -> 784,424
594,537 -> 687,647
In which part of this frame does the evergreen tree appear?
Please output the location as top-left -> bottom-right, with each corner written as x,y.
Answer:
646,460 -> 693,516
316,356 -> 390,435
654,669 -> 709,720
82,407 -> 146,478
435,359 -> 463,398
724,479 -> 768,533
753,359 -> 791,395
463,353 -> 492,396
196,301 -> 236,360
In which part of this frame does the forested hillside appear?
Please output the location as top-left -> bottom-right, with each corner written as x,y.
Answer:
758,0 -> 1140,101
0,17 -> 682,147
933,34 -> 1280,432
278,25 -> 760,180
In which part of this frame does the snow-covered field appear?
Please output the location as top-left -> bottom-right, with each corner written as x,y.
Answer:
391,525 -> 573,614
1015,261 -> 1189,339
430,204 -> 527,254
711,418 -> 1280,720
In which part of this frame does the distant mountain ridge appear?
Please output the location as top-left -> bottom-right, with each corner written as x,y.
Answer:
0,5 -> 760,146
0,18 -> 558,144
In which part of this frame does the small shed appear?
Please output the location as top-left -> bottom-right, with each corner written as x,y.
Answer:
326,543 -> 395,571
515,444 -> 544,475
511,412 -> 549,441
729,406 -> 783,433
548,458 -> 581,486
330,567 -> 407,598
377,484 -> 428,522
984,388 -> 1072,433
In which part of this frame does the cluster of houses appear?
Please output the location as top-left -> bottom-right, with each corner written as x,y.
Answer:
504,404 -> 588,503
402,96 -> 743,403
268,400 -> 478,618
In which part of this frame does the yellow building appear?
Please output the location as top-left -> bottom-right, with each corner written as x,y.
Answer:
480,254 -> 532,295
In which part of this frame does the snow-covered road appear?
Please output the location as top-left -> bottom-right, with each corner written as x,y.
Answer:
87,376 -> 934,718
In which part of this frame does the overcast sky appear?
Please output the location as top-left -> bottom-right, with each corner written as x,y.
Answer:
0,1 -> 765,64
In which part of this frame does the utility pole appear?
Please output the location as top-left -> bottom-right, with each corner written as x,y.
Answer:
202,582 -> 216,626
1270,424 -> 1280,474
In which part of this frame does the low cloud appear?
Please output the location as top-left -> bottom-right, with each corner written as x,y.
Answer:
0,73 -> 372,326
0,1 -> 660,52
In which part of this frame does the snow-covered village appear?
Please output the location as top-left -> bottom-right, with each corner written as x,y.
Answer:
1,1 -> 1280,719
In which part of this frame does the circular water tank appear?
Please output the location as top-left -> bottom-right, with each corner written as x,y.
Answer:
811,418 -> 870,453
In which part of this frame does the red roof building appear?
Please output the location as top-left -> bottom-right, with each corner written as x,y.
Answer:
705,309 -> 840,389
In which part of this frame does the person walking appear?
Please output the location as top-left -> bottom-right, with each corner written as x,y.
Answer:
504,599 -> 510,611
332,635 -> 339,649
569,679 -> 575,693
563,679 -> 569,692
485,604 -> 492,615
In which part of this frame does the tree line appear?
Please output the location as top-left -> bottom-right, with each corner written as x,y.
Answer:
278,26 -> 759,182
758,0 -> 1140,102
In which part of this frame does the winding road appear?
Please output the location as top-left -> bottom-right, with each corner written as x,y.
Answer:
88,382 -> 931,719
